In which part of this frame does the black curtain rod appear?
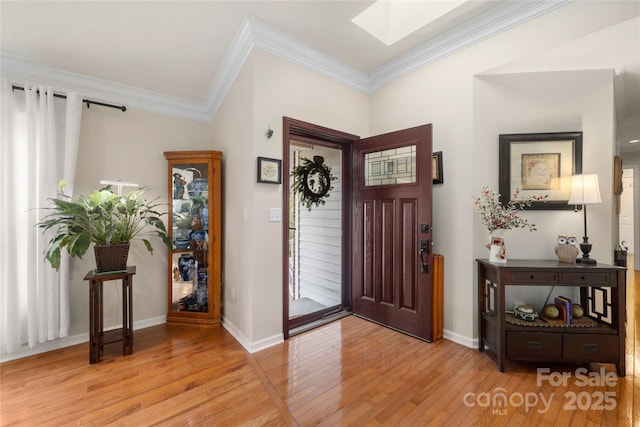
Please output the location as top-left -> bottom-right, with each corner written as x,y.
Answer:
11,85 -> 126,112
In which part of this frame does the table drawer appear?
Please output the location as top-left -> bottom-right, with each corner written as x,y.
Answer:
507,332 -> 562,360
510,271 -> 559,284
561,272 -> 611,285
563,334 -> 618,362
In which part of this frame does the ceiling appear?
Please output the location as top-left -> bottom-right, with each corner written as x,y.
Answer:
1,1 -> 639,151
1,0 -> 501,100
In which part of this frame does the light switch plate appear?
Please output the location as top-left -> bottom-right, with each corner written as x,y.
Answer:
269,208 -> 282,222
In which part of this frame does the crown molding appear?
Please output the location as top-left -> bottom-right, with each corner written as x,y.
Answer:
1,56 -> 211,122
1,1 -> 572,123
247,16 -> 370,94
204,16 -> 371,119
369,0 -> 573,90
203,17 -> 256,120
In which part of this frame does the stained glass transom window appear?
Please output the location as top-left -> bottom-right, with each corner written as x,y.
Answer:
364,145 -> 416,186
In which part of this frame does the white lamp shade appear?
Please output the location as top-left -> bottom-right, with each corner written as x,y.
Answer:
568,174 -> 602,205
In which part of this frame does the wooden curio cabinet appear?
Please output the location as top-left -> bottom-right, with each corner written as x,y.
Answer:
164,150 -> 222,325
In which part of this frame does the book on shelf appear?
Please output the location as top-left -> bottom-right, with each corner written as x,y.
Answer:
555,296 -> 573,324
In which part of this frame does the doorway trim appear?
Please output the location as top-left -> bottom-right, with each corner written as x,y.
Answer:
282,117 -> 359,339
626,165 -> 640,270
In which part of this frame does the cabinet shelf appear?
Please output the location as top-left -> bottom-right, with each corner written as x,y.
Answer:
502,319 -> 617,334
171,248 -> 206,254
164,150 -> 222,326
477,259 -> 626,376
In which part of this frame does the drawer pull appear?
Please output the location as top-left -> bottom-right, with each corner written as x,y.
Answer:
527,341 -> 541,349
581,275 -> 586,281
583,343 -> 598,351
530,275 -> 535,279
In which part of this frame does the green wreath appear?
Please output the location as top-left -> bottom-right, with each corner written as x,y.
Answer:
291,156 -> 336,211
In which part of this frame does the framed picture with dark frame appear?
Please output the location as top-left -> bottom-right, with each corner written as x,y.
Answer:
432,151 -> 443,184
499,131 -> 582,210
614,155 -> 623,195
257,157 -> 282,184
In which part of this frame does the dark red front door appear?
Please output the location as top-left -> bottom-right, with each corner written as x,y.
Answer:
352,125 -> 433,340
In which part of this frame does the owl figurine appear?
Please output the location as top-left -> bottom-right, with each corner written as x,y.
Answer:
555,235 -> 579,263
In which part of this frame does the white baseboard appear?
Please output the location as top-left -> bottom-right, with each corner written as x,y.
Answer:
2,315 -> 475,363
131,315 -> 167,331
249,333 -> 284,353
0,315 -> 167,363
220,317 -> 251,351
221,316 -> 283,354
443,328 -> 477,349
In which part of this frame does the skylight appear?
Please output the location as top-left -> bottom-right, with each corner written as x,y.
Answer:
352,0 -> 469,46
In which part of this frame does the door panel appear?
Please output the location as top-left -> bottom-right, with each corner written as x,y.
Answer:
352,124 -> 433,340
400,198 -> 417,311
381,199 -> 394,304
362,199 -> 375,300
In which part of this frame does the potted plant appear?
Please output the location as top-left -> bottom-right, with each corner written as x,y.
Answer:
38,180 -> 172,272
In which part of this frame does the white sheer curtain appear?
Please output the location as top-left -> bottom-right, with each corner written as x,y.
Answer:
0,80 -> 82,355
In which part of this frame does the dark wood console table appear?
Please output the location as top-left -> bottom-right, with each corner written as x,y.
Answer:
477,259 -> 626,376
84,266 -> 136,363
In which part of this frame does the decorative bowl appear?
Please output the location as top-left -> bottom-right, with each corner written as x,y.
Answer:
514,305 -> 539,322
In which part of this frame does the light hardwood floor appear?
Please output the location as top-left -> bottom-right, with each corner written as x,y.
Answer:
1,262 -> 639,426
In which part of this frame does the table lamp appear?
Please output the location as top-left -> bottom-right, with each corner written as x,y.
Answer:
568,174 -> 601,265
100,179 -> 139,196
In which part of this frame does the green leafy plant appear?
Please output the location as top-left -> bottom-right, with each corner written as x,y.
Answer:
38,180 -> 171,270
471,186 -> 547,233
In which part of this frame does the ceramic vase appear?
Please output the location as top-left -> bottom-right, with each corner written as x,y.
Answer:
489,229 -> 507,263
178,254 -> 196,281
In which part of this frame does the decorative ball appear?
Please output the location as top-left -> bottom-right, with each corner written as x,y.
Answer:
543,304 -> 560,319
572,303 -> 584,318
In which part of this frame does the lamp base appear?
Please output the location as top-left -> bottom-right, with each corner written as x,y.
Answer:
576,256 -> 597,265
577,238 -> 597,265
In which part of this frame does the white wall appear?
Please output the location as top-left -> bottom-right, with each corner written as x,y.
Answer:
72,107 -> 211,335
368,1 -> 630,344
211,49 -> 369,351
475,70 -> 616,261
7,0 -> 638,360
2,78 -> 213,361
621,151 -> 640,270
474,69 -> 616,310
221,1 -> 634,349
207,56 -> 255,347
619,168 -> 634,254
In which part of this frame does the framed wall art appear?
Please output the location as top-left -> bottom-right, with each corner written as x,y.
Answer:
257,157 -> 282,184
613,155 -> 623,195
499,131 -> 582,210
432,151 -> 443,184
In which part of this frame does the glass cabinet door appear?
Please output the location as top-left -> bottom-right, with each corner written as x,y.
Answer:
165,150 -> 221,326
170,163 -> 210,313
